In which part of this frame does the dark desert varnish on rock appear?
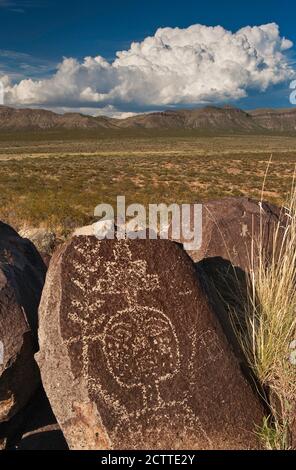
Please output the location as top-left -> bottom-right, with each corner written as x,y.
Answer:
36,234 -> 263,450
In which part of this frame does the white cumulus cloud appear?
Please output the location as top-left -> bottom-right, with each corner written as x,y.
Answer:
1,22 -> 295,111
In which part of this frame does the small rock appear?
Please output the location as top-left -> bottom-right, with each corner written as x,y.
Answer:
19,227 -> 56,256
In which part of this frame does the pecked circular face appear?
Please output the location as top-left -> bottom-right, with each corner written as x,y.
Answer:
56,236 -> 264,449
102,308 -> 180,387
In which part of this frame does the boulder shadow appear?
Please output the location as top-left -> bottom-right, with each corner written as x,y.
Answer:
195,256 -> 267,406
0,387 -> 68,450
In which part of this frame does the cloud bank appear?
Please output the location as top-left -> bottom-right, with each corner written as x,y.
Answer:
1,22 -> 295,111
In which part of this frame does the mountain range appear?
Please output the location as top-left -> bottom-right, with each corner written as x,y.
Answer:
0,105 -> 296,133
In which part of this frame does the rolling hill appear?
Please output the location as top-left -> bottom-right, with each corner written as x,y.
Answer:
116,106 -> 260,131
0,104 -> 296,134
0,106 -> 116,130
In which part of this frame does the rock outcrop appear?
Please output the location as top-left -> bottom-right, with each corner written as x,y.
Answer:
37,235 -> 263,450
0,221 -> 46,422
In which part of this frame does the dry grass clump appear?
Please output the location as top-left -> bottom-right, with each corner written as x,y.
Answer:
230,179 -> 296,449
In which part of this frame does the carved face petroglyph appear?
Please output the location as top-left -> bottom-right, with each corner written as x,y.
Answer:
102,307 -> 180,388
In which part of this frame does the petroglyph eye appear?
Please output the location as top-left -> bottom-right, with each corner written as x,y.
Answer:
108,326 -> 133,344
102,308 -> 180,387
145,319 -> 171,338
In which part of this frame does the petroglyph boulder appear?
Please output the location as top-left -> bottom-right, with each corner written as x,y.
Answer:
37,234 -> 264,449
0,221 -> 46,422
174,197 -> 284,271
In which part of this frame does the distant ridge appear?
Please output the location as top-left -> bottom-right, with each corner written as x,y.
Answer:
0,104 -> 296,133
116,106 -> 259,131
249,108 -> 296,132
0,106 -> 117,130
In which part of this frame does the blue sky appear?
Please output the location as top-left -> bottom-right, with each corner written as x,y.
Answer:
0,0 -> 296,114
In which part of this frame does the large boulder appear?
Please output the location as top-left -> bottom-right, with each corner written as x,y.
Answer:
36,234 -> 264,450
0,221 -> 46,422
171,197 -> 285,355
175,197 -> 284,271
